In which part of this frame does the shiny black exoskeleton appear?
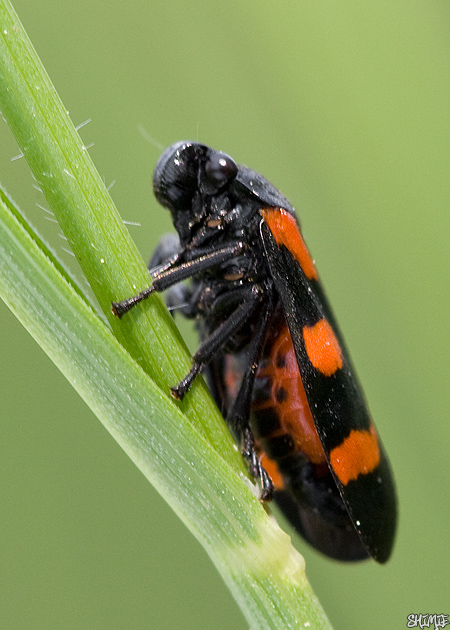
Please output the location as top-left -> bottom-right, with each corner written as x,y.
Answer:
112,141 -> 397,562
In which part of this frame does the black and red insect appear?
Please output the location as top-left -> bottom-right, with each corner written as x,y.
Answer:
112,141 -> 397,563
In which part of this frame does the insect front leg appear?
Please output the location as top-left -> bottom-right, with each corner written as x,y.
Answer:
147,234 -> 197,318
111,240 -> 245,318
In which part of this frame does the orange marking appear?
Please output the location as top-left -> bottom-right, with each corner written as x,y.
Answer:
255,325 -> 326,465
260,452 -> 285,490
261,208 -> 318,280
303,319 -> 343,376
330,425 -> 380,486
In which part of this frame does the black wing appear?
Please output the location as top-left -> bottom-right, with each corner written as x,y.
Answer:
260,214 -> 397,563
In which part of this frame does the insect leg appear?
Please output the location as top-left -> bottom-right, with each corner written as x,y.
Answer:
111,241 -> 245,318
228,292 -> 275,500
171,284 -> 265,400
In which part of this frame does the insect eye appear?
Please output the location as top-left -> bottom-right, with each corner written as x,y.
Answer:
203,151 -> 238,193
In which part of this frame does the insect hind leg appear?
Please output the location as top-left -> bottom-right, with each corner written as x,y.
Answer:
227,292 -> 275,500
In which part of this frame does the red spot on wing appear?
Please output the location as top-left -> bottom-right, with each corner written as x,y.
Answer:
330,425 -> 381,485
261,208 -> 318,280
303,318 -> 343,376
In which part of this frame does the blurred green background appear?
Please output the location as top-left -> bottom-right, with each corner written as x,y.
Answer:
1,1 -> 450,628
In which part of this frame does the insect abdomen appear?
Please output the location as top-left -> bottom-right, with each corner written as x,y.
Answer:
251,322 -> 369,561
